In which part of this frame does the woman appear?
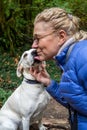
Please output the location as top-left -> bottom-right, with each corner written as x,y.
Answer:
30,7 -> 87,130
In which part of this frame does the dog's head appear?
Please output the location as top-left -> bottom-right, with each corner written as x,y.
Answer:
17,49 -> 45,78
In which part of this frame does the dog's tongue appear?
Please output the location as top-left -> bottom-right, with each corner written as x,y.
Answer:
34,56 -> 40,61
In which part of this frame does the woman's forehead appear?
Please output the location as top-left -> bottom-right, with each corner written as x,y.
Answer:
34,22 -> 53,35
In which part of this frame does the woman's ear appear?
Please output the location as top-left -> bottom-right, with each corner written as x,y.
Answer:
58,29 -> 67,43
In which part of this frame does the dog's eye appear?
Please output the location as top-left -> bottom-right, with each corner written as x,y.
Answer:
23,53 -> 28,58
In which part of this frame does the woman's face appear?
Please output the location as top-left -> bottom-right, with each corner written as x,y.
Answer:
32,22 -> 66,61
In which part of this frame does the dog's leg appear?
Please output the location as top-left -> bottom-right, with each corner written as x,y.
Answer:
18,121 -> 23,130
22,117 -> 30,130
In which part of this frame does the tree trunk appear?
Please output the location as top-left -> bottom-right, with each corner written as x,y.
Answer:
0,0 -> 5,36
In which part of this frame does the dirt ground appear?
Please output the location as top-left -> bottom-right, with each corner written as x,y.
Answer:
30,98 -> 70,130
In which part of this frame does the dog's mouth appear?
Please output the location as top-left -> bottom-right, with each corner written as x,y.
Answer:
31,50 -> 41,64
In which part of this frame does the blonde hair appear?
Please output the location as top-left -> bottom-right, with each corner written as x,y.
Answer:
34,7 -> 87,41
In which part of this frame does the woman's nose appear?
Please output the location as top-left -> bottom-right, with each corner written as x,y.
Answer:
32,41 -> 38,48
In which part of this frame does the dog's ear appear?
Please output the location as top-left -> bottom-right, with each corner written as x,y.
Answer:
16,59 -> 23,77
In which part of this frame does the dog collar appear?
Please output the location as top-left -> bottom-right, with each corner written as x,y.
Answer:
24,78 -> 41,84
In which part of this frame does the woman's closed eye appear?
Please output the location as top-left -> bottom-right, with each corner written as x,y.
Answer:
33,36 -> 39,43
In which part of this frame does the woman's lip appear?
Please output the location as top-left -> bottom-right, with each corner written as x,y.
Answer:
37,51 -> 42,54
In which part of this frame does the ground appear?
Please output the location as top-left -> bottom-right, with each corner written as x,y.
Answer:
30,98 -> 70,130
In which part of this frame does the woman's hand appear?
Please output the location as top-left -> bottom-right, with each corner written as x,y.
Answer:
30,63 -> 51,86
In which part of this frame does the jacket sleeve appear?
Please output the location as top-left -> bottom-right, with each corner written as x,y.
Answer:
46,80 -> 68,107
46,41 -> 87,116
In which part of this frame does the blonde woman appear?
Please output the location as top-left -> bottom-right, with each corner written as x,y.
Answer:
30,7 -> 87,130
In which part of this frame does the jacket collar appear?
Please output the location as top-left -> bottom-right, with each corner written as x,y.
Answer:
54,38 -> 75,67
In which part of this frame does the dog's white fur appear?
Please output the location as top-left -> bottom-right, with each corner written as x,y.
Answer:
0,49 -> 50,130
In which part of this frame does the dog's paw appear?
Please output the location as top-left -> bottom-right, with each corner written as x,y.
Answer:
39,124 -> 47,130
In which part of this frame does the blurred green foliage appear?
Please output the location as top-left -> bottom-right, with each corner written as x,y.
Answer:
0,0 -> 87,55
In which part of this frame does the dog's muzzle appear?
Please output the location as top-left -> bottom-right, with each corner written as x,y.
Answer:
31,50 -> 41,64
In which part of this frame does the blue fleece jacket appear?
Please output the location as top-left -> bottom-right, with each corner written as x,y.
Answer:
46,40 -> 87,117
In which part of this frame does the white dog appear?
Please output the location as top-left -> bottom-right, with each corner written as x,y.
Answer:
0,49 -> 50,130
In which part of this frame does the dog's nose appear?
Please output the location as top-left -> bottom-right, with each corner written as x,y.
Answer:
31,50 -> 41,63
31,50 -> 37,57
